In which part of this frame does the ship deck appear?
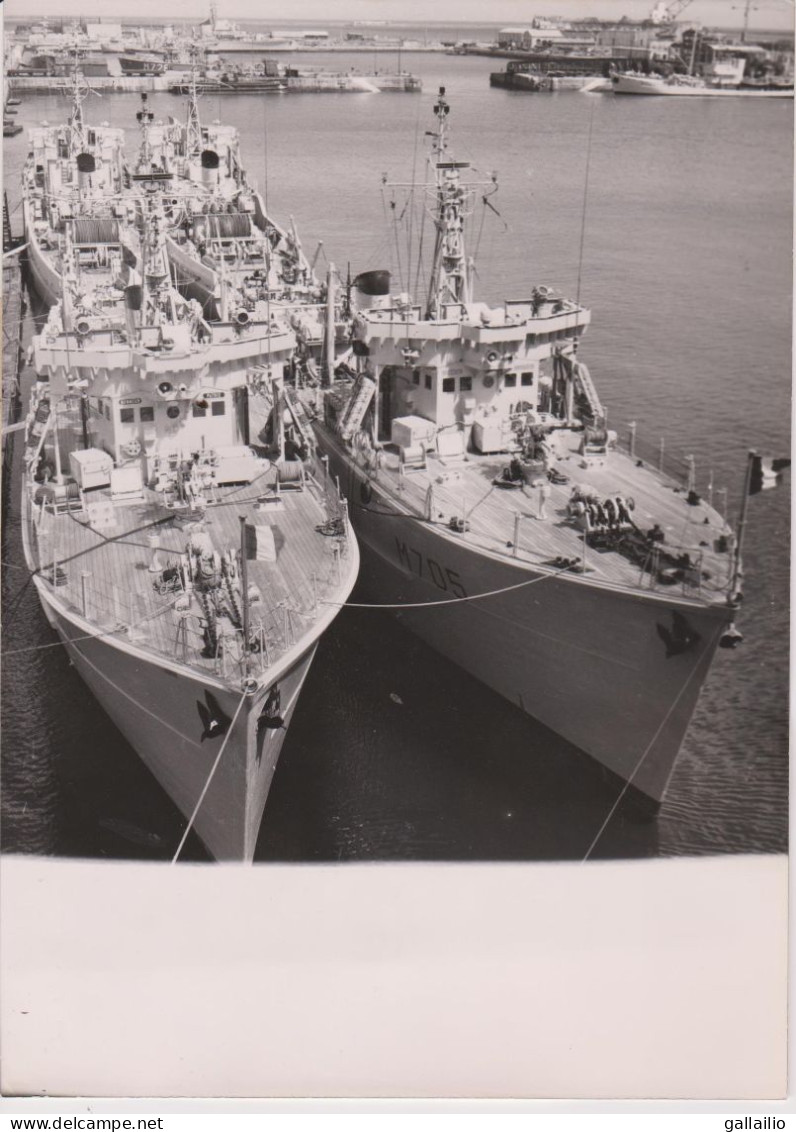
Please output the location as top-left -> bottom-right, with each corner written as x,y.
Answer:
27,461 -> 354,686
322,420 -> 735,606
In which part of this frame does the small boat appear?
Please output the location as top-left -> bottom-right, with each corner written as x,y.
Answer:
611,71 -> 793,97
612,33 -> 793,98
304,87 -> 743,810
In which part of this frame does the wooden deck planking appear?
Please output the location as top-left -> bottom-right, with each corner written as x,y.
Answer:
362,437 -> 733,600
37,468 -> 352,678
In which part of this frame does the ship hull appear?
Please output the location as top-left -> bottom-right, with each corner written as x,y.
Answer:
23,200 -> 62,307
317,429 -> 731,805
29,579 -> 316,861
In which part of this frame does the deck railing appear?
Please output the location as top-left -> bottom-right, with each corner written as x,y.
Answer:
614,421 -> 732,522
28,456 -> 352,684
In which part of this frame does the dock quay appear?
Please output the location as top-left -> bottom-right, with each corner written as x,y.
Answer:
9,70 -> 422,94
2,191 -> 26,465
2,261 -> 25,465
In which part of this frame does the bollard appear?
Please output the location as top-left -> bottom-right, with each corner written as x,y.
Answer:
147,532 -> 163,574
112,584 -> 124,625
717,487 -> 728,521
685,455 -> 696,494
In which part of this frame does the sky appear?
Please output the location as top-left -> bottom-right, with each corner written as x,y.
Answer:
2,0 -> 794,31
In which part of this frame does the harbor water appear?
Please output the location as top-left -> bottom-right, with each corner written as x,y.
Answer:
1,47 -> 790,863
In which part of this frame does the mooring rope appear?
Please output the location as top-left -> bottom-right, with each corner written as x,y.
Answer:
580,621 -> 724,863
171,688 -> 249,864
2,598 -> 176,657
323,560 -> 575,610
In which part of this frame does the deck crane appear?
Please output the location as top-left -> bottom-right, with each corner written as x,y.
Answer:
649,0 -> 695,23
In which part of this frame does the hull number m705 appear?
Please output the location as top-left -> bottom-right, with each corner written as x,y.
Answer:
395,538 -> 467,597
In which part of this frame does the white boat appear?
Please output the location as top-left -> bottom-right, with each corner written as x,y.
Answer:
304,87 -> 743,809
20,127 -> 359,861
611,71 -> 793,97
612,37 -> 793,98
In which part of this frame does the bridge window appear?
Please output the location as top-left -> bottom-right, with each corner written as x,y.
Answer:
192,403 -> 207,418
521,373 -> 534,387
442,378 -> 455,393
459,376 -> 472,392
504,373 -> 517,388
140,406 -> 155,422
120,408 -> 135,424
424,373 -> 432,390
211,400 -> 226,416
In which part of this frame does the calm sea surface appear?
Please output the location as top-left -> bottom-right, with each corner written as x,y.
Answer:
1,47 -> 790,862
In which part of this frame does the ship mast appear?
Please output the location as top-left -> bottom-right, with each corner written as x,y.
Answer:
135,92 -> 155,173
424,87 -> 494,321
67,60 -> 88,154
185,47 -> 204,158
140,196 -> 178,330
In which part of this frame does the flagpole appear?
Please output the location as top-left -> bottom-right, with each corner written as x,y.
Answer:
730,449 -> 755,601
239,515 -> 251,677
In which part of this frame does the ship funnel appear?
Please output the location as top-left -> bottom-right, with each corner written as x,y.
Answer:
125,284 -> 143,311
352,269 -> 391,311
201,149 -> 220,184
76,151 -> 96,190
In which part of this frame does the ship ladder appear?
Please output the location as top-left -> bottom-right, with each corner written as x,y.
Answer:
3,191 -> 12,253
338,374 -> 376,442
573,361 -> 604,422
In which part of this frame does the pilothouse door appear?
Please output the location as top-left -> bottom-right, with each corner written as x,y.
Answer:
378,368 -> 393,442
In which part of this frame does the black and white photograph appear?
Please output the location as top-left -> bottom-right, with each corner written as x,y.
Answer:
0,0 -> 790,1106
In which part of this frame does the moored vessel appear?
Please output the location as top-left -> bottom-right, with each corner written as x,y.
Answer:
305,87 -> 743,809
130,84 -> 320,322
611,70 -> 793,96
19,113 -> 359,860
22,69 -> 128,307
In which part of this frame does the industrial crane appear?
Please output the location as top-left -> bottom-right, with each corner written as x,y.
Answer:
649,0 -> 695,24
